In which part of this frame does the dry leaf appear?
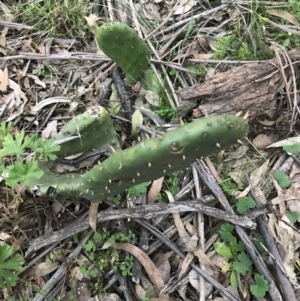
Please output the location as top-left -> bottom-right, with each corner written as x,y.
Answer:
174,0 -> 195,15
42,120 -> 58,139
178,252 -> 194,279
83,14 -> 99,34
267,137 -> 300,148
113,243 -> 166,295
0,232 -> 12,241
5,79 -> 28,121
147,177 -> 164,203
154,251 -> 174,268
27,74 -> 46,88
267,9 -> 300,27
183,221 -> 196,236
70,266 -> 85,281
191,52 -> 214,60
178,281 -> 188,301
176,236 -> 198,252
135,283 -> 146,299
188,269 -> 213,296
252,134 -> 278,149
145,89 -> 160,106
193,248 -> 216,268
275,215 -> 297,282
89,202 -> 99,232
30,97 -> 71,114
132,109 -> 143,136
143,3 -> 161,21
164,190 -> 189,238
228,170 -> 246,189
141,274 -> 158,298
24,262 -> 58,278
257,118 -> 276,126
0,67 -> 8,92
249,159 -> 269,188
197,36 -> 210,49
234,185 -> 251,199
157,260 -> 171,284
224,145 -> 249,161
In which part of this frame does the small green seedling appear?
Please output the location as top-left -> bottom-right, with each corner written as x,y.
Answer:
128,181 -> 151,197
282,142 -> 300,154
236,197 -> 256,214
81,228 -> 135,278
287,211 -> 300,224
0,122 -> 60,187
272,171 -> 291,189
119,255 -> 134,276
215,224 -> 270,297
140,289 -> 153,301
250,274 -> 269,298
214,224 -> 253,288
0,244 -> 24,289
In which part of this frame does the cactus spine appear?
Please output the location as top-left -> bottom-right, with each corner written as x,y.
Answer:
27,109 -> 248,202
96,22 -> 151,85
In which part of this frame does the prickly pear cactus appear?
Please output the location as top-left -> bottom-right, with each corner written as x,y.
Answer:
96,22 -> 151,85
27,111 -> 248,202
52,106 -> 121,157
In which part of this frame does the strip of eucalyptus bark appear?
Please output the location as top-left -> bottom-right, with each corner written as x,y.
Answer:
26,199 -> 261,256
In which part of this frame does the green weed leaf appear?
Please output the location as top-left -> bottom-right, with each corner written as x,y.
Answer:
250,274 -> 269,297
273,171 -> 291,189
128,181 -> 151,197
131,109 -> 143,136
230,270 -> 238,288
232,252 -> 252,275
236,241 -> 245,252
283,142 -> 300,154
36,140 -> 60,161
0,244 -> 24,289
229,237 -> 237,254
5,160 -> 44,187
252,234 -> 266,253
236,197 -> 256,214
221,262 -> 232,274
219,223 -> 234,242
0,132 -> 26,156
166,175 -> 180,196
0,122 -> 12,146
287,211 -> 300,224
213,242 -> 234,260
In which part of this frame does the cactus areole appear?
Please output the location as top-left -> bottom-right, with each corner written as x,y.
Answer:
28,112 -> 248,202
96,22 -> 151,85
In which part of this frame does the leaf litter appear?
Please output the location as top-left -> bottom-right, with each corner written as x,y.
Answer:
0,1 -> 300,301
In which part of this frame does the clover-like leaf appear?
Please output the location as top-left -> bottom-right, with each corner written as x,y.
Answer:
250,274 -> 269,298
219,223 -> 234,242
273,171 -> 291,189
236,197 -> 256,214
232,252 -> 253,275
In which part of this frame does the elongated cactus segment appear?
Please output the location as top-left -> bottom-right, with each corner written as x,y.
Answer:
28,114 -> 248,201
96,22 -> 151,85
52,106 -> 121,157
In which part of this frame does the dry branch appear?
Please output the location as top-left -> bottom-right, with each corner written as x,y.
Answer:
178,50 -> 300,120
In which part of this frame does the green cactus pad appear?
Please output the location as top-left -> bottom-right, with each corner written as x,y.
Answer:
52,106 -> 121,157
27,113 -> 248,202
96,22 -> 151,85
